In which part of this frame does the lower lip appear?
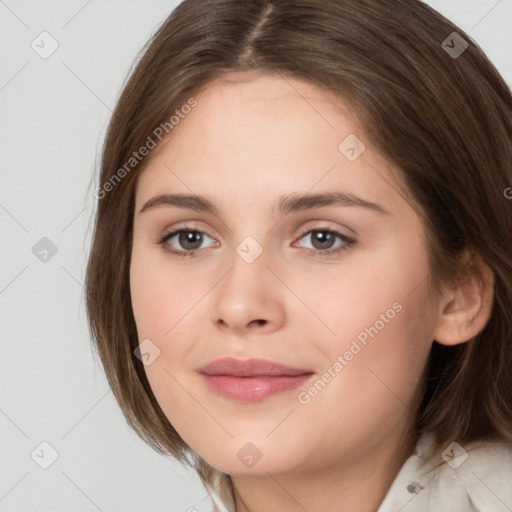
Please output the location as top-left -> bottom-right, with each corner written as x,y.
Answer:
200,374 -> 314,402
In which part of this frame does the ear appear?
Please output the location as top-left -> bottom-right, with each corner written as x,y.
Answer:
433,251 -> 495,346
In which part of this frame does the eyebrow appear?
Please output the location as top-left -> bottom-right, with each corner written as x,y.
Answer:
139,191 -> 390,216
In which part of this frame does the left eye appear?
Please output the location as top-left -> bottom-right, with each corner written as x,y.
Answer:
295,229 -> 353,253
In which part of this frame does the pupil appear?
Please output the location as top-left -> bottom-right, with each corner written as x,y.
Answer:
313,230 -> 334,250
180,231 -> 202,250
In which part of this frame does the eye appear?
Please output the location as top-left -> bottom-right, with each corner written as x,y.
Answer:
158,227 -> 355,258
294,228 -> 355,256
158,228 -> 217,257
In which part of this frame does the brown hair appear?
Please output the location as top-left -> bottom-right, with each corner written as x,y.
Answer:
85,0 -> 512,488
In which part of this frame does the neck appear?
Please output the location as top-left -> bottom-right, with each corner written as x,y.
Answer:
231,428 -> 418,512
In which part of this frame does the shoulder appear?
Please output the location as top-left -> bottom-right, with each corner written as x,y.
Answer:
441,436 -> 512,511
205,434 -> 512,512
207,470 -> 235,512
378,432 -> 512,512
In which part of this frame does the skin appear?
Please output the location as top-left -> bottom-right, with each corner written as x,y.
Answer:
129,72 -> 494,512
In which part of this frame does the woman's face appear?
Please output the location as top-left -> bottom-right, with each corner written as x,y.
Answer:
130,73 -> 438,475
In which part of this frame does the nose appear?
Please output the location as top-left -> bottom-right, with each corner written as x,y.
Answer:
210,246 -> 286,337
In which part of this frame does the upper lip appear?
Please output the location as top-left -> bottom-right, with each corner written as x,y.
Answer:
197,357 -> 314,377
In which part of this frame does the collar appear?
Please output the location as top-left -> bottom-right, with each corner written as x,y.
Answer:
205,432 -> 512,512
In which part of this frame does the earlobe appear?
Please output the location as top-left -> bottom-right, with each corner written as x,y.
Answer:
433,254 -> 495,346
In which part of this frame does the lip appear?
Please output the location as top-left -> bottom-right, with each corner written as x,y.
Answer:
197,357 -> 315,402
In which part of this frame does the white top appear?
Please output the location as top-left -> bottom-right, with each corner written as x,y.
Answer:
206,432 -> 512,511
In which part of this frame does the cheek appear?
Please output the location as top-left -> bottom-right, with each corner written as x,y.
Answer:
129,242 -> 212,378
129,247 -> 201,435
312,240 -> 434,412
294,293 -> 433,472
129,242 -> 199,340
309,248 -> 426,354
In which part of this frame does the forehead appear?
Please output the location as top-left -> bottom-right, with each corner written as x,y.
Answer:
195,71 -> 351,111
184,72 -> 361,140
134,73 -> 410,218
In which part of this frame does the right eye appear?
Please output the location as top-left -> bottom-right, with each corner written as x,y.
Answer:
158,228 -> 218,257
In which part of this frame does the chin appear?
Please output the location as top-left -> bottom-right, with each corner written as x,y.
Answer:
196,439 -> 307,476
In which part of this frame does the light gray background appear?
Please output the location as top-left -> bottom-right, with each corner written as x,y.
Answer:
0,1 -> 510,511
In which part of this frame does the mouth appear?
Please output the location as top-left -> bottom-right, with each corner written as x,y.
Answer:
197,357 -> 315,402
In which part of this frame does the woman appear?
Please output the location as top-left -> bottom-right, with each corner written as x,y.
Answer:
86,1 -> 512,510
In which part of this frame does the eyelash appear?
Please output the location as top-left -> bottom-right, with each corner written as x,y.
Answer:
157,227 -> 356,258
